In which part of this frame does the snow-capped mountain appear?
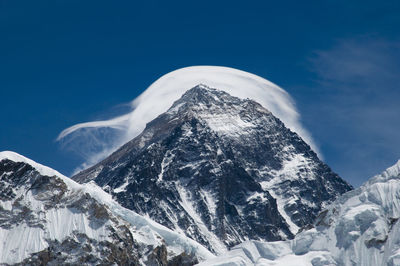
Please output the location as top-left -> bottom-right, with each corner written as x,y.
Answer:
200,159 -> 400,266
72,85 -> 352,254
0,151 -> 213,265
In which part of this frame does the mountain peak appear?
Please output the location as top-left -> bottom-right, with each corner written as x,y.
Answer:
363,159 -> 400,187
0,151 -> 64,178
184,83 -> 213,92
0,150 -> 34,163
171,84 -> 241,107
382,159 -> 400,179
166,85 -> 272,138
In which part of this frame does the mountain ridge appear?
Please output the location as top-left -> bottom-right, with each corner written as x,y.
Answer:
0,151 -> 213,265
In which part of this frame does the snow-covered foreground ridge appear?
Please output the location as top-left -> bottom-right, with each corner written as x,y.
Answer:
0,151 -> 213,265
199,160 -> 400,266
58,66 -> 319,170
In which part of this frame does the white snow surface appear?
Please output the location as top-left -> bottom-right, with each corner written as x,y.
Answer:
176,183 -> 228,254
57,66 -> 319,169
199,159 -> 400,266
0,151 -> 214,264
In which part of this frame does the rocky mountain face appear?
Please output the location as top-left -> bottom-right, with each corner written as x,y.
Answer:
200,159 -> 400,266
0,151 -> 213,265
73,85 -> 352,254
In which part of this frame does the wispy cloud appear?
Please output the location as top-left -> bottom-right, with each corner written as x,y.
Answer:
307,37 -> 400,186
310,38 -> 400,87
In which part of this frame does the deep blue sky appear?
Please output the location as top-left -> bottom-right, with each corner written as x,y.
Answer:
1,0 -> 399,187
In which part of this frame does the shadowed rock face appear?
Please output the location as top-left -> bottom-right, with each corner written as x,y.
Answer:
73,85 -> 352,253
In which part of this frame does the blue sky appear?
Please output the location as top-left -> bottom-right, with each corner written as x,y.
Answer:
1,0 -> 399,187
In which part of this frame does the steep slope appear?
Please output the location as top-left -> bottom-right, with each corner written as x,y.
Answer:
200,159 -> 400,266
0,151 -> 213,265
73,85 -> 352,254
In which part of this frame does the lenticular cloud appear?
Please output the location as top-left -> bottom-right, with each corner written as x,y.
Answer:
58,66 -> 320,173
